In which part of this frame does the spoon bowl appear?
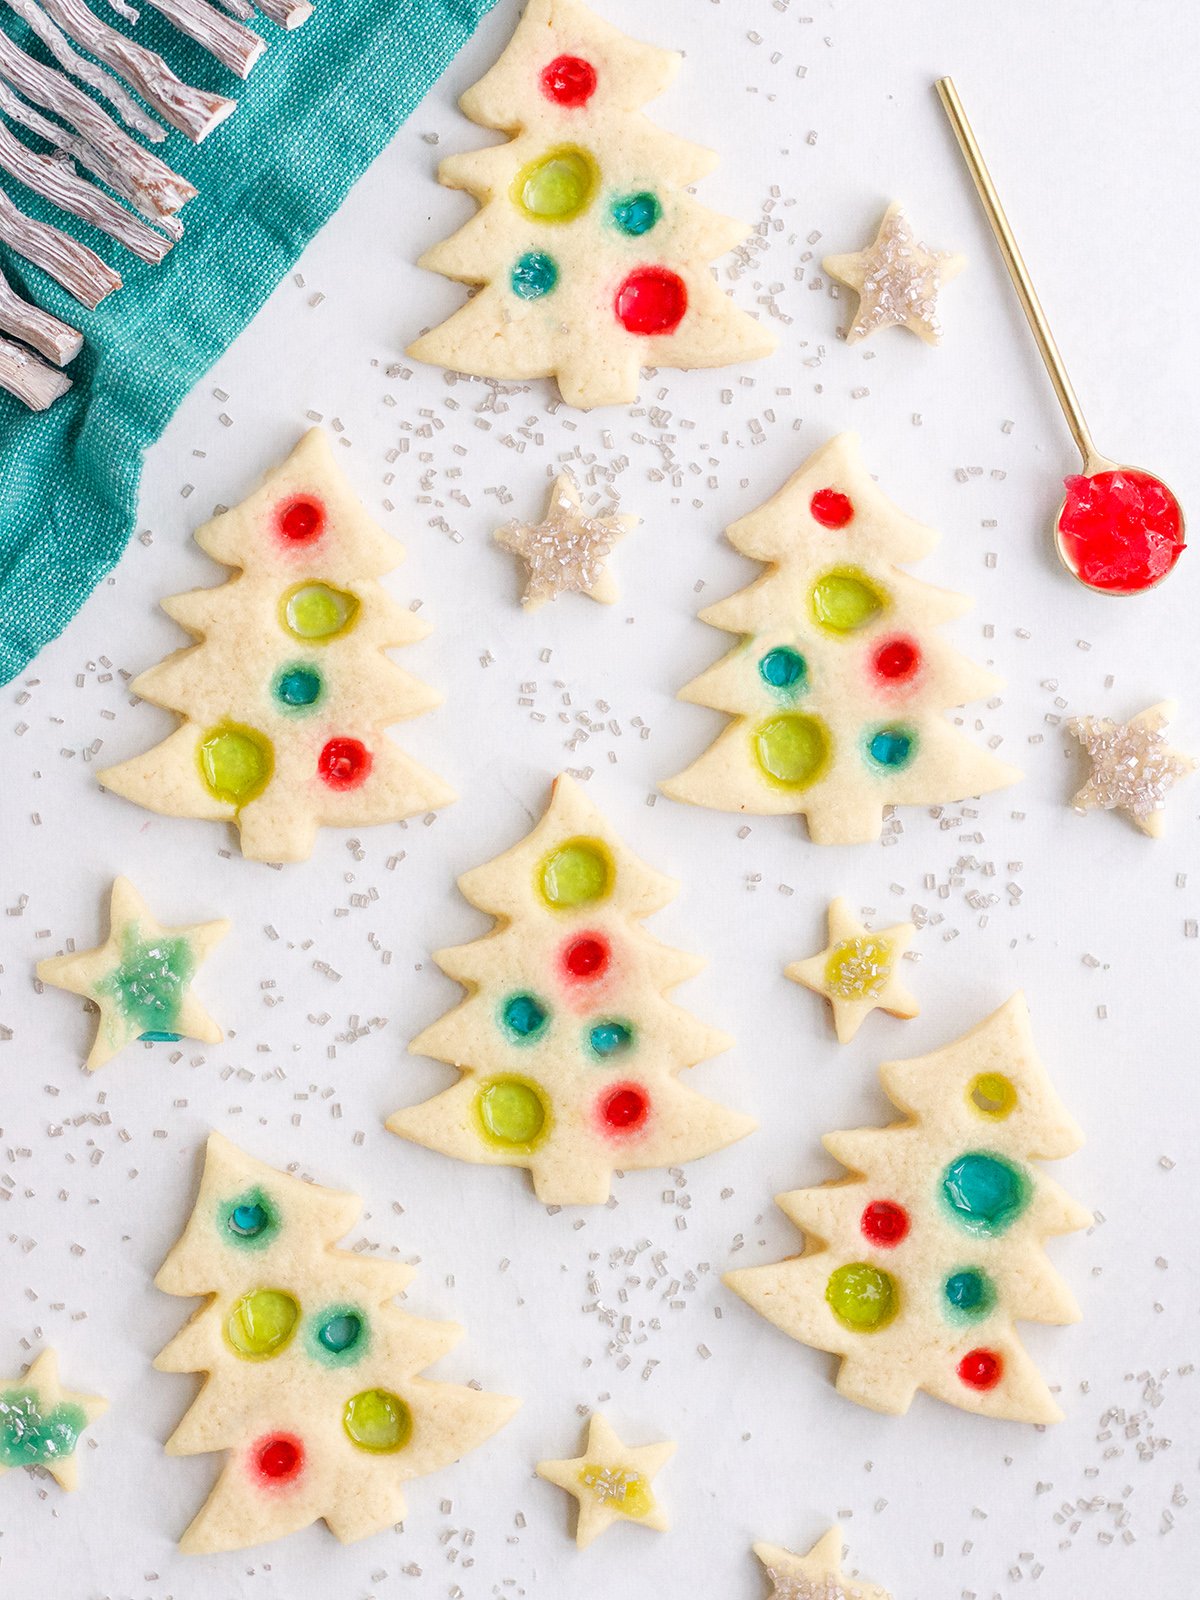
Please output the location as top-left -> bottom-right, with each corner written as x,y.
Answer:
1053,460 -> 1185,596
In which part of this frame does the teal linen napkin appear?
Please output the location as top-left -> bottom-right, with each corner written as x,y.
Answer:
0,0 -> 497,685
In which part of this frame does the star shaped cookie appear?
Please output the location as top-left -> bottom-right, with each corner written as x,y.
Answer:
755,1526 -> 892,1600
495,471 -> 637,610
536,1412 -> 674,1548
1068,700 -> 1194,838
824,202 -> 964,346
0,1349 -> 107,1491
786,898 -> 918,1043
37,876 -> 229,1070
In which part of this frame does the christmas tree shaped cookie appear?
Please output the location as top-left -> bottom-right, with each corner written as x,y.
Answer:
37,877 -> 228,1070
387,773 -> 754,1205
1,1350 -> 106,1491
407,0 -> 775,408
155,1133 -> 518,1552
663,434 -> 1020,844
727,995 -> 1087,1422
99,430 -> 454,862
536,1412 -> 674,1547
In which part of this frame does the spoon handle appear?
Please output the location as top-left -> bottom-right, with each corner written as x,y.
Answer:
936,76 -> 1102,470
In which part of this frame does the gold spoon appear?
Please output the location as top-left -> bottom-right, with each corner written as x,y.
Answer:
936,76 -> 1185,596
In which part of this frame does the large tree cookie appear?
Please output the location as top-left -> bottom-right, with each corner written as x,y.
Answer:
407,0 -> 776,408
726,995 -> 1088,1423
755,1526 -> 892,1600
0,1350 -> 106,1491
155,1133 -> 518,1552
536,1412 -> 674,1548
662,433 -> 1020,844
37,876 -> 228,1070
786,897 -> 917,1045
99,429 -> 454,862
387,773 -> 755,1205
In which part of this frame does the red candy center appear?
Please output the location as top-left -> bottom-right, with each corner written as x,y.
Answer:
601,1084 -> 648,1132
564,934 -> 609,979
256,1433 -> 304,1482
860,1199 -> 909,1247
540,54 -> 597,106
318,737 -> 372,790
615,268 -> 687,336
1056,469 -> 1184,593
957,1348 -> 1003,1391
873,637 -> 920,683
277,496 -> 325,543
810,488 -> 854,529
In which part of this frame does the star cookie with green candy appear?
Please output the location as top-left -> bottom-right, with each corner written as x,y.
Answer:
37,876 -> 228,1070
536,1412 -> 674,1547
727,995 -> 1088,1423
155,1132 -> 519,1552
0,1349 -> 107,1491
387,773 -> 754,1205
495,470 -> 637,609
823,202 -> 965,347
755,1526 -> 892,1600
1068,700 -> 1195,838
786,897 -> 918,1044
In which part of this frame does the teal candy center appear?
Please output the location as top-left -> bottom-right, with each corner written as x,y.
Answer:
274,663 -> 323,711
97,923 -> 194,1037
219,1187 -> 278,1249
941,1152 -> 1030,1236
611,191 -> 661,236
588,1020 -> 633,1058
511,251 -> 559,300
758,646 -> 807,693
867,726 -> 916,769
501,993 -> 549,1041
943,1268 -> 996,1321
311,1305 -> 367,1365
0,1390 -> 86,1468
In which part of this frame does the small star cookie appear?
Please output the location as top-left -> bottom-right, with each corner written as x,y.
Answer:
37,877 -> 229,1070
755,1526 -> 892,1600
1068,700 -> 1194,838
786,898 -> 918,1043
536,1412 -> 674,1548
495,472 -> 637,610
0,1349 -> 107,1491
824,202 -> 964,346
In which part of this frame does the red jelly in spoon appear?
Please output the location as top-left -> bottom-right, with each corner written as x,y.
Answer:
1056,469 -> 1184,594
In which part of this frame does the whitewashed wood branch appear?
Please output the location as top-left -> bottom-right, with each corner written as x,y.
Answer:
0,119 -> 172,264
0,262 -> 81,364
0,330 -> 72,408
15,0 -> 237,143
212,0 -> 254,21
0,31 -> 195,223
142,0 -> 265,77
3,0 -> 163,139
254,0 -> 310,29
0,187 -> 121,308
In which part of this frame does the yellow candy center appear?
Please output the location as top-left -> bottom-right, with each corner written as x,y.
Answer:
342,1388 -> 412,1453
753,713 -> 831,789
578,1463 -> 655,1519
824,936 -> 893,1001
225,1289 -> 300,1359
513,146 -> 598,222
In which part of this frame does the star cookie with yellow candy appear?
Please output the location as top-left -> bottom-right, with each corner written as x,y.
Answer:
754,1526 -> 892,1600
536,1412 -> 674,1547
495,471 -> 637,610
824,202 -> 964,347
1068,700 -> 1194,838
786,897 -> 918,1044
37,876 -> 228,1070
0,1350 -> 107,1491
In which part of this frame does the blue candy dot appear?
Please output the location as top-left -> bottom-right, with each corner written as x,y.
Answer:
944,1268 -> 995,1320
867,726 -> 916,768
319,1312 -> 363,1353
611,191 -> 661,237
274,664 -> 322,710
502,993 -> 549,1039
230,1202 -> 269,1238
758,646 -> 807,693
589,1020 -> 633,1058
941,1152 -> 1029,1236
510,251 -> 559,300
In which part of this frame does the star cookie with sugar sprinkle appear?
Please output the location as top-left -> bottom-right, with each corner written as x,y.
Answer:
755,1526 -> 892,1600
786,897 -> 918,1044
37,876 -> 229,1070
495,471 -> 638,610
536,1412 -> 674,1548
824,202 -> 965,346
1068,700 -> 1195,838
0,1349 -> 107,1491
